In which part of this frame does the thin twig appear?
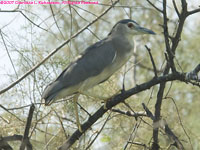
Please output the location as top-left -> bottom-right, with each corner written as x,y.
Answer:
127,141 -> 148,149
0,104 -> 24,122
142,103 -> 155,120
146,0 -> 162,13
124,123 -> 140,150
142,104 -> 184,149
172,0 -> 180,18
77,102 -> 92,117
0,30 -> 18,77
145,45 -> 157,77
111,109 -> 146,118
0,10 -> 49,32
53,109 -> 68,139
85,112 -> 111,150
167,96 -> 193,149
48,0 -> 65,39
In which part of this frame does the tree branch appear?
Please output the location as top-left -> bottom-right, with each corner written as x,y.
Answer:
111,109 -> 146,118
162,0 -> 176,73
58,72 -> 188,150
187,8 -> 200,16
20,104 -> 35,150
0,136 -> 13,150
145,45 -> 158,77
172,0 -> 180,18
186,64 -> 200,81
146,0 -> 162,13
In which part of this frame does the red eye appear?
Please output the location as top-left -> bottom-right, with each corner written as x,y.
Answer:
127,23 -> 134,28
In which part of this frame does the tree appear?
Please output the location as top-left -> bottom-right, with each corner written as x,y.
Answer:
0,0 -> 200,149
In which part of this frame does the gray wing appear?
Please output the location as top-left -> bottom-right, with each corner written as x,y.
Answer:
42,38 -> 116,103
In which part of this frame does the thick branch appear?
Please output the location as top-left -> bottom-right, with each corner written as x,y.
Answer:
59,72 -> 186,150
0,136 -> 13,150
151,1 -> 189,148
152,80 -> 167,149
171,0 -> 187,54
163,0 -> 176,72
187,8 -> 200,16
1,135 -> 23,141
186,64 -> 200,81
20,104 -> 35,150
152,61 -> 170,149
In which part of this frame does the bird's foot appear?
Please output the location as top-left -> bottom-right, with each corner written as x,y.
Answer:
78,124 -> 83,133
121,84 -> 126,94
103,102 -> 107,110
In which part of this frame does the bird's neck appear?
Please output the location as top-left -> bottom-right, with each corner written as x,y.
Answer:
109,33 -> 134,50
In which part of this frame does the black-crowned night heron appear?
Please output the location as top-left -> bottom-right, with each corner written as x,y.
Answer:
42,19 -> 155,131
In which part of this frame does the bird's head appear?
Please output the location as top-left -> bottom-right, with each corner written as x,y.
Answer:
109,19 -> 155,39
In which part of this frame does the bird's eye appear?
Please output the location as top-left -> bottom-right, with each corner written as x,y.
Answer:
127,23 -> 134,28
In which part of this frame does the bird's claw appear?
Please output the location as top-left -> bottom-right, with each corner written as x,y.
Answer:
78,125 -> 83,133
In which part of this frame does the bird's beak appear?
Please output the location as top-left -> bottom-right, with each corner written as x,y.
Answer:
137,26 -> 156,35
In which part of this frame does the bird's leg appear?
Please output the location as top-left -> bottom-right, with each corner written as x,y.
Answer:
103,100 -> 108,110
73,93 -> 82,132
121,82 -> 126,94
121,74 -> 126,94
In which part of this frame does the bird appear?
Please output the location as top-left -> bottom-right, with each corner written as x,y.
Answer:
41,19 -> 155,131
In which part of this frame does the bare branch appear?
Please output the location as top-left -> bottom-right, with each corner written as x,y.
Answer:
152,60 -> 170,149
187,8 -> 200,16
172,0 -> 180,18
167,97 -> 193,149
164,121 -> 184,150
85,112 -> 111,150
146,0 -> 162,13
186,64 -> 200,81
53,109 -> 68,139
142,103 -> 155,120
163,0 -> 176,73
48,0 -> 65,39
1,135 -> 23,142
0,10 -> 49,32
111,109 -> 146,118
0,30 -> 18,78
0,136 -> 13,150
145,45 -> 158,77
0,104 -> 24,122
20,104 -> 35,150
127,141 -> 148,149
